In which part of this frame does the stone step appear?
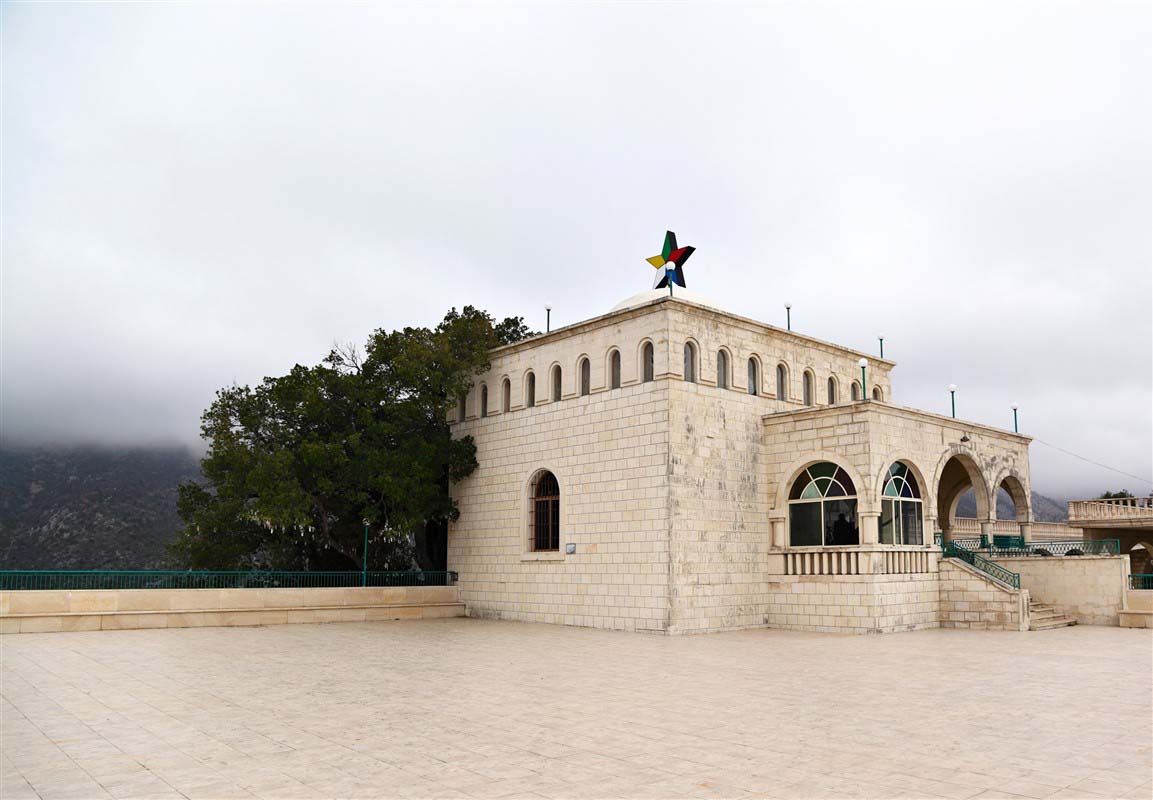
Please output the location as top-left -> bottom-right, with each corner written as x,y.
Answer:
1030,609 -> 1065,621
1030,616 -> 1076,631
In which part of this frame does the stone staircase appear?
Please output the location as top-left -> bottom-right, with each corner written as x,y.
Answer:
1029,602 -> 1076,631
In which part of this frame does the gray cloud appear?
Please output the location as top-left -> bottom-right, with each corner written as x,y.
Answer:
3,1 -> 1150,497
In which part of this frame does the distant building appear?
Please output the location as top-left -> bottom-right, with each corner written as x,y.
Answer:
448,287 -> 1038,634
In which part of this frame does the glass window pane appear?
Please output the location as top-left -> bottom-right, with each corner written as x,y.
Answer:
748,360 -> 758,395
825,480 -> 847,497
900,480 -> 914,498
823,499 -> 859,546
907,472 -> 921,498
809,462 -> 837,480
643,344 -> 654,382
880,499 -> 896,544
800,481 -> 822,500
789,502 -> 823,546
832,467 -> 856,494
901,501 -> 923,545
883,479 -> 900,497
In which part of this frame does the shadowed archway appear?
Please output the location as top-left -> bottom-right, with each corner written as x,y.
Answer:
936,453 -> 990,543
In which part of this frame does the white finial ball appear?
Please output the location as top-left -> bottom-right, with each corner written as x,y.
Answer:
948,384 -> 957,392
858,358 -> 868,368
1011,402 -> 1019,410
784,302 -> 792,309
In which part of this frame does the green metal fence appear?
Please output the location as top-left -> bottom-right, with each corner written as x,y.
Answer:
0,571 -> 457,592
940,540 -> 1021,589
1130,574 -> 1153,591
933,533 -> 1120,557
1003,539 -> 1120,557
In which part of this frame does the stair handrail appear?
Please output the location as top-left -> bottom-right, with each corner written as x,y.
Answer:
941,539 -> 1021,590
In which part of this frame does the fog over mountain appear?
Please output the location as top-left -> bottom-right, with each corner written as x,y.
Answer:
3,2 -> 1150,500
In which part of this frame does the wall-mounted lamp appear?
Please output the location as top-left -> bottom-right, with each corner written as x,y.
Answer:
948,384 -> 957,418
960,433 -> 971,444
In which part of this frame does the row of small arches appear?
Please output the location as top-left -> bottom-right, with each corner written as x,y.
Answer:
461,341 -> 883,419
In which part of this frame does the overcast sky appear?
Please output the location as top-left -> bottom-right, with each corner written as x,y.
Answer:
3,2 -> 1150,497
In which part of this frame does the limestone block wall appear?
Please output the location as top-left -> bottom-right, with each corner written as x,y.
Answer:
938,560 -> 1028,631
448,380 -> 672,633
763,573 -> 940,634
666,381 -> 773,633
989,555 -> 1127,626
0,586 -> 462,634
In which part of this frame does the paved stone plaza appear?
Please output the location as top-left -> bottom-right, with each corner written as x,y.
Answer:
2,620 -> 1150,800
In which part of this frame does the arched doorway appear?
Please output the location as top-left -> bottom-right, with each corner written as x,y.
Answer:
936,453 -> 990,545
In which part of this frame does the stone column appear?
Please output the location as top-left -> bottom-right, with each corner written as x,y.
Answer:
980,519 -> 995,549
770,517 -> 786,549
860,511 -> 880,545
1018,521 -> 1032,544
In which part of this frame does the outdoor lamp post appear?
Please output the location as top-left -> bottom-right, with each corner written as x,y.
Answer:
878,334 -> 885,359
784,303 -> 792,331
1011,403 -> 1019,433
858,358 -> 867,399
545,305 -> 552,333
362,521 -> 370,587
948,384 -> 957,418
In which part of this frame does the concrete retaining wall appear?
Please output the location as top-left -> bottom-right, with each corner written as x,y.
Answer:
989,555 -> 1127,626
0,586 -> 464,634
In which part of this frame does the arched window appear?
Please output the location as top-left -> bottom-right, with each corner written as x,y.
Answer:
530,470 -> 560,552
579,358 -> 591,396
457,393 -> 467,422
788,462 -> 859,547
851,381 -> 861,401
748,358 -> 759,396
501,378 -> 511,412
827,377 -> 838,405
683,342 -> 697,383
642,342 -> 655,383
480,384 -> 489,418
551,365 -> 563,402
880,462 -> 923,545
716,351 -> 729,389
872,386 -> 883,401
803,371 -> 814,406
776,363 -> 789,400
610,350 -> 621,389
525,372 -> 536,408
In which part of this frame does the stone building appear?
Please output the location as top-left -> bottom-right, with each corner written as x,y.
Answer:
447,288 -> 1037,635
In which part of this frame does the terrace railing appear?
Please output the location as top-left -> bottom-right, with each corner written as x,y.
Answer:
998,539 -> 1120,557
940,540 -> 1020,590
0,570 -> 457,592
1130,574 -> 1153,591
933,534 -> 1120,557
1068,496 -> 1153,522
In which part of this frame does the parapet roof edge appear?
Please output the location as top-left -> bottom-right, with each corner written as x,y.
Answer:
490,295 -> 897,367
761,400 -> 1033,444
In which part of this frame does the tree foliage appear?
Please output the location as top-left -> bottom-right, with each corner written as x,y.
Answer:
1098,490 -> 1134,500
171,307 -> 535,570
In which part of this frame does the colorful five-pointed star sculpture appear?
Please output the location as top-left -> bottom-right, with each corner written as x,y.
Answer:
646,231 -> 695,289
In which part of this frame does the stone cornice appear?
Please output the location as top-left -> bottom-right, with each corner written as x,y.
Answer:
761,400 -> 1033,445
489,295 -> 897,367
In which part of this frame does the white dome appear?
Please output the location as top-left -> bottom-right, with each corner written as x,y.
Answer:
610,288 -> 725,313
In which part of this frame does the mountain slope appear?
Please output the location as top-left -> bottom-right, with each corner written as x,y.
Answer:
0,446 -> 201,569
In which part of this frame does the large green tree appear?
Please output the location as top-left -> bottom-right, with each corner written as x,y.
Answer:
171,307 -> 534,571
